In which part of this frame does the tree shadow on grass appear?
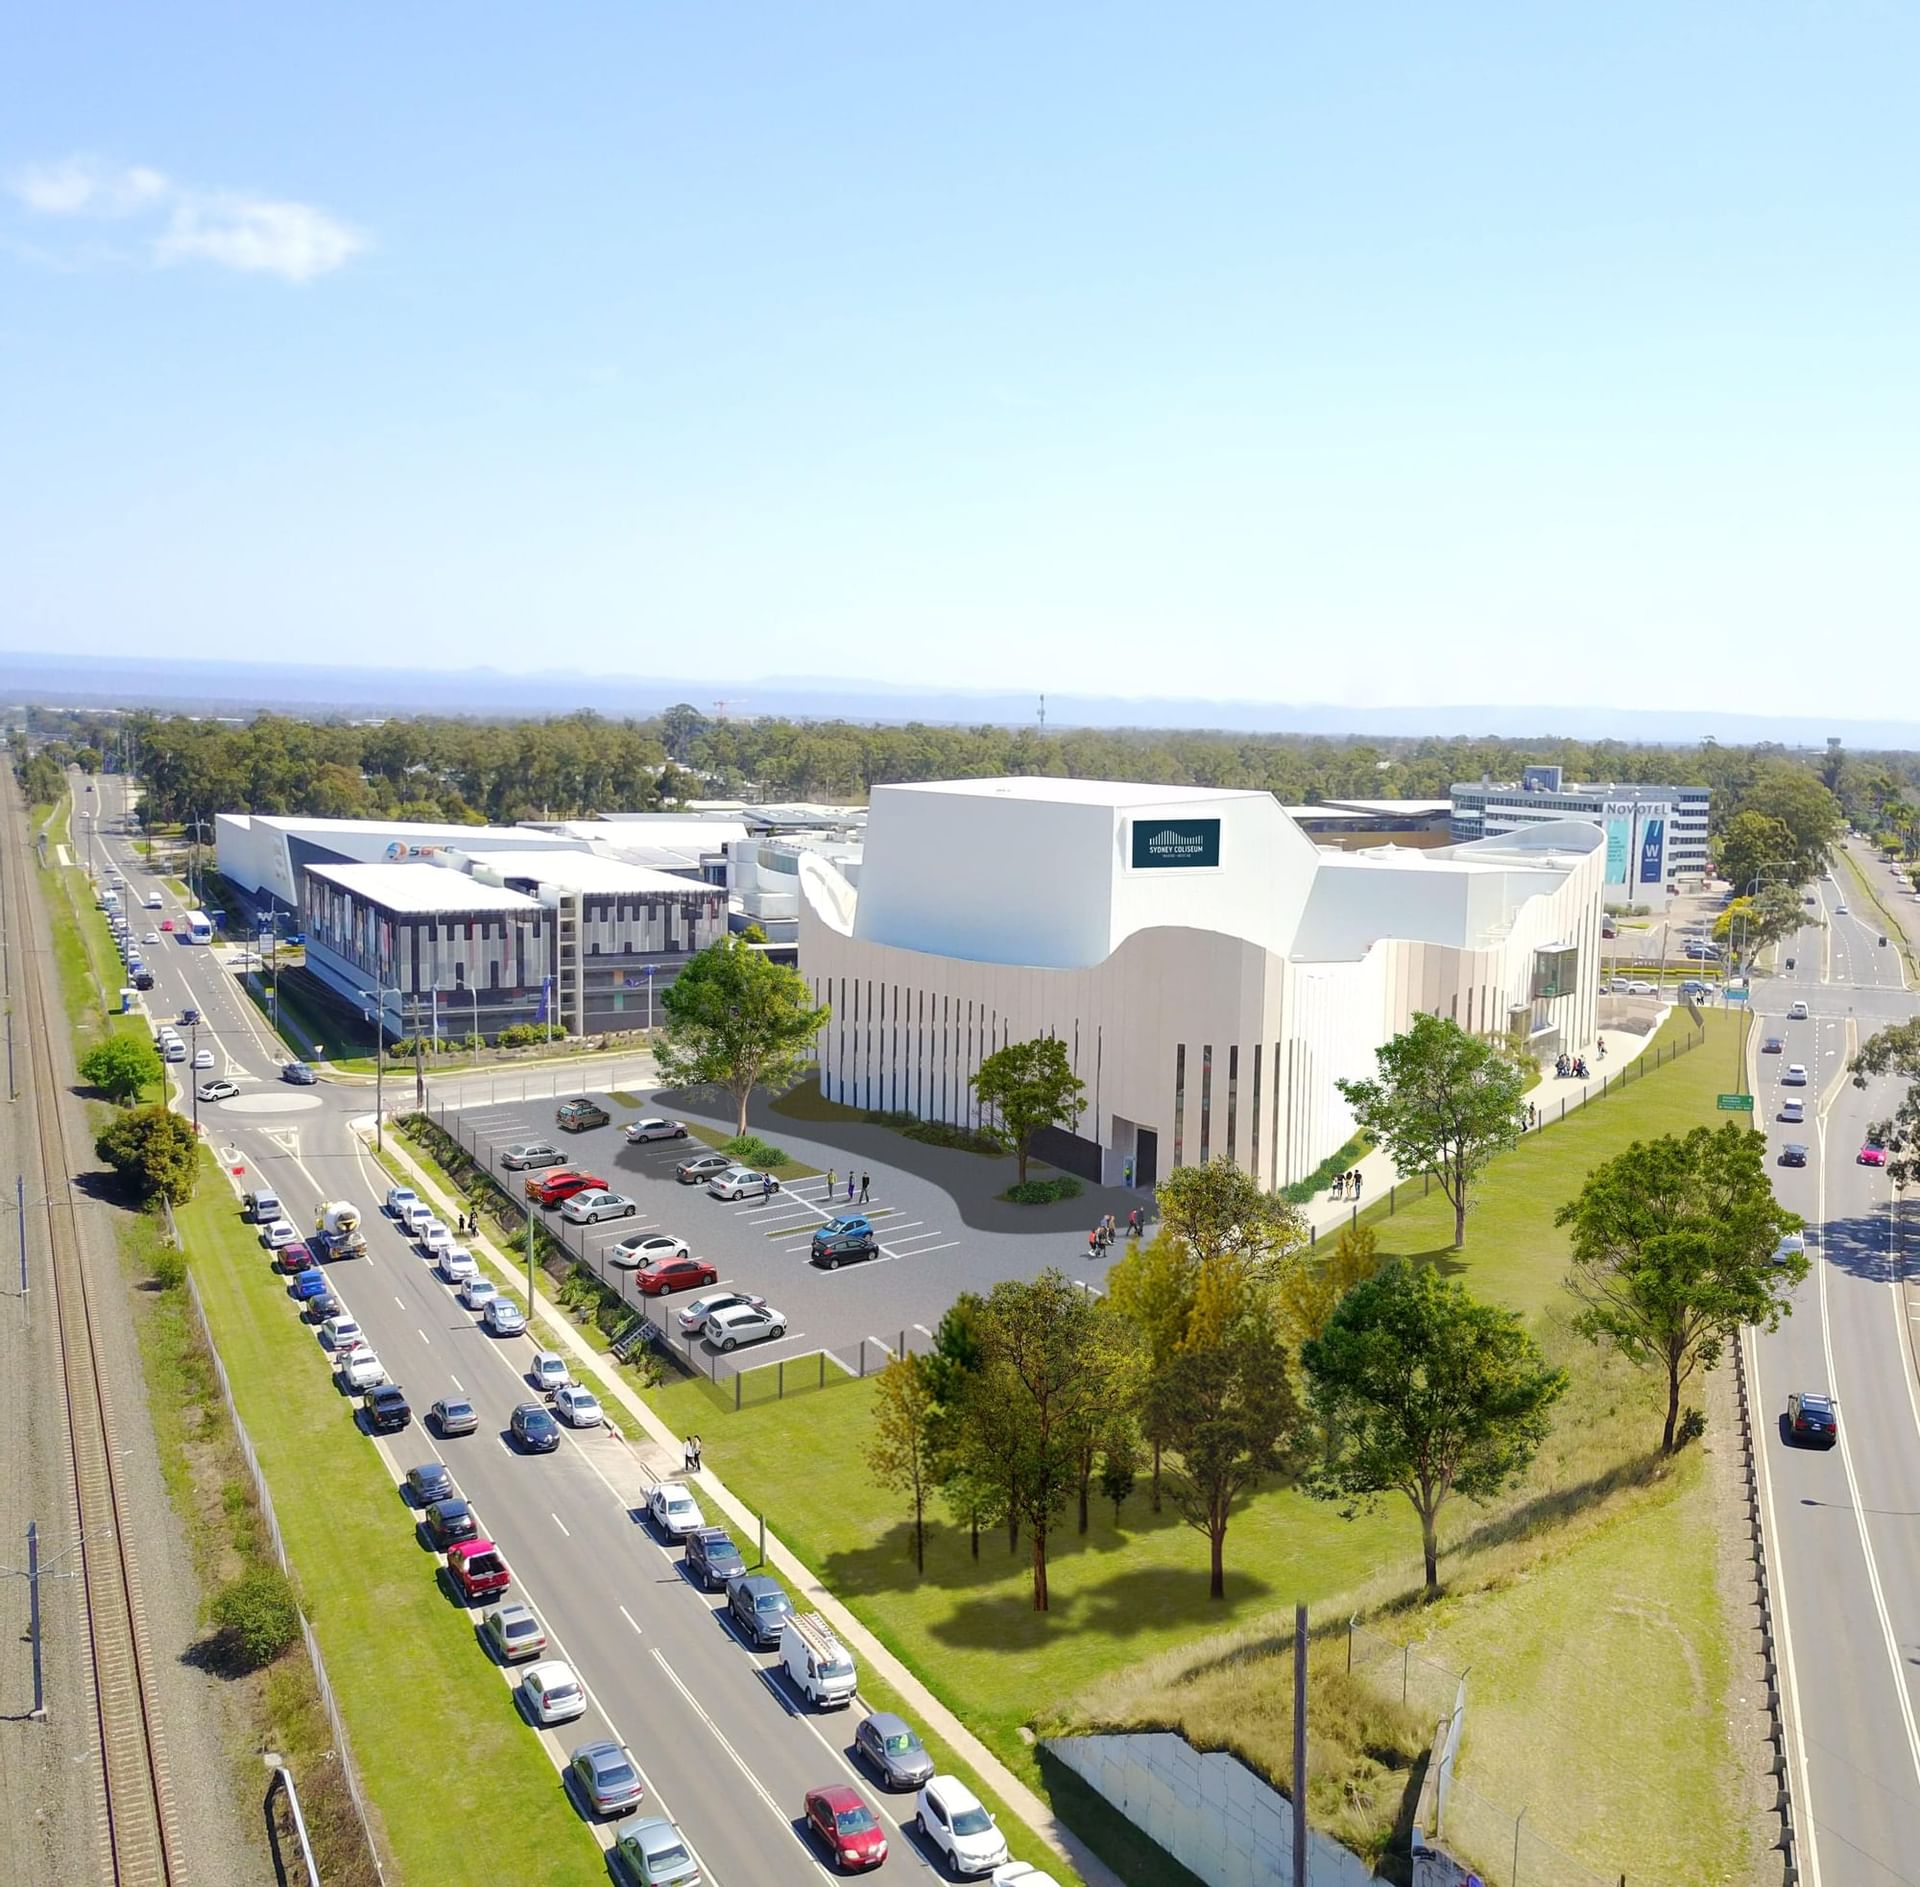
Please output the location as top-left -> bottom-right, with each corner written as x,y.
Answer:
1441,1445 -> 1670,1570
922,1564 -> 1277,1653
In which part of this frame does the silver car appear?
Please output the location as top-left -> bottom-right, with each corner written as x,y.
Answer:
502,1142 -> 565,1170
570,1739 -> 645,1818
625,1117 -> 689,1143
561,1188 -> 637,1225
611,1816 -> 702,1887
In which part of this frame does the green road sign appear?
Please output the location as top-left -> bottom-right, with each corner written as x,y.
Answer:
1724,987 -> 1749,1003
1717,1093 -> 1756,1111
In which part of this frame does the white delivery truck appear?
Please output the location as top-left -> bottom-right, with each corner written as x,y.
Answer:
780,1610 -> 858,1709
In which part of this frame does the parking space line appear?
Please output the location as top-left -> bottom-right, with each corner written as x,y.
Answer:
890,1239 -> 958,1258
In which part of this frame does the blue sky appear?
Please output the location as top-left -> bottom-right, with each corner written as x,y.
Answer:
2,4 -> 1914,715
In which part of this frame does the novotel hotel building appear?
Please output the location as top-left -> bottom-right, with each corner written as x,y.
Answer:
795,778 -> 1606,1190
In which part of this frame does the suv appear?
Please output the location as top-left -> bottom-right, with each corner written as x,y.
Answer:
913,1776 -> 1009,1876
361,1384 -> 412,1433
533,1169 -> 606,1208
685,1527 -> 745,1590
811,1215 -> 879,1269
1786,1391 -> 1838,1448
725,1573 -> 794,1647
557,1098 -> 610,1133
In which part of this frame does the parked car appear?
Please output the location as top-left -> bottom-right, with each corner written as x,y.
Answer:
705,1302 -> 788,1351
677,1291 -> 765,1337
725,1573 -> 794,1647
303,1287 -> 341,1324
675,1153 -> 733,1185
460,1276 -> 500,1312
556,1098 -> 611,1133
553,1384 -> 603,1428
625,1117 -> 688,1143
196,1078 -> 240,1102
261,1217 -> 299,1250
572,1740 -> 646,1819
425,1497 -> 479,1548
562,1188 -> 638,1225
634,1254 -> 720,1297
706,1167 -> 769,1200
525,1166 -> 587,1202
417,1219 -> 453,1256
914,1777 -> 1009,1877
445,1538 -> 511,1604
319,1315 -> 364,1352
1786,1391 -> 1838,1447
484,1298 -> 527,1337
510,1402 -> 561,1452
1780,1143 -> 1810,1167
361,1384 -> 412,1433
339,1349 -> 387,1391
811,1216 -> 879,1268
533,1169 -> 607,1208
647,1482 -> 706,1539
804,1785 -> 888,1871
501,1141 -> 565,1170
405,1462 -> 455,1506
611,1233 -> 690,1270
1782,1064 -> 1808,1087
281,1061 -> 318,1085
290,1269 -> 331,1303
529,1350 -> 572,1394
610,1816 -> 702,1887
481,1601 -> 546,1663
685,1528 -> 745,1591
430,1395 -> 479,1437
385,1186 -> 419,1218
854,1711 -> 935,1791
400,1200 -> 435,1234
276,1238 -> 318,1273
522,1659 -> 587,1725
437,1246 -> 478,1284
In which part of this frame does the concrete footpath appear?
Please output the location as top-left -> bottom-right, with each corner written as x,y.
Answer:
370,1122 -> 1123,1887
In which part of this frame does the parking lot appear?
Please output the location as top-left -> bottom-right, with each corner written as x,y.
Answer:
430,1085 -> 1136,1382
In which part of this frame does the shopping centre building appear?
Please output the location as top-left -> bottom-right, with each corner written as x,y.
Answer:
796,778 -> 1605,1188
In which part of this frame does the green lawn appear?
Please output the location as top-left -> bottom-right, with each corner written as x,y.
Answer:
648,1016 -> 1751,1887
177,1161 -> 607,1885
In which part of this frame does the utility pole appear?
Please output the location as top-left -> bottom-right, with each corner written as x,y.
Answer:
1291,1601 -> 1308,1887
526,1193 -> 537,1318
3,1523 -> 82,1720
190,1019 -> 200,1140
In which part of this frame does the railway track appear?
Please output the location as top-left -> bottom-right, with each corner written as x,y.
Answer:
5,773 -> 181,1886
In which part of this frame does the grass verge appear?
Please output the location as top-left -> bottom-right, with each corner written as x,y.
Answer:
682,1116 -> 820,1178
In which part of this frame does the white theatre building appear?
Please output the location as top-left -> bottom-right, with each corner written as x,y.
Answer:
795,779 -> 1605,1189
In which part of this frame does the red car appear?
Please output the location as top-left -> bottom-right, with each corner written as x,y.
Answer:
445,1538 -> 511,1605
159,918 -> 174,932
1860,1143 -> 1889,1167
804,1785 -> 887,1871
633,1254 -> 720,1297
532,1169 -> 607,1208
274,1239 -> 317,1274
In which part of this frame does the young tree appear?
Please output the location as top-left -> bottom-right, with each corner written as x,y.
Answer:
1274,1223 -> 1383,1360
1302,1261 -> 1566,1600
924,1294 -> 1017,1556
867,1354 -> 938,1573
95,1104 -> 200,1204
1557,1123 -> 1806,1453
1098,1429 -> 1140,1527
1144,1301 -> 1301,1598
1105,1232 -> 1199,1510
970,1037 -> 1086,1183
1336,1013 -> 1526,1249
655,934 -> 830,1136
1714,883 -> 1818,972
1154,1159 -> 1307,1282
78,1035 -> 164,1106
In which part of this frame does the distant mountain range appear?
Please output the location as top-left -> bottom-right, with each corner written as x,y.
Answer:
0,648 -> 1902,747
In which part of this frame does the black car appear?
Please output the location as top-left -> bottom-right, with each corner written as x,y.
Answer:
810,1216 -> 879,1270
1786,1391 -> 1838,1448
405,1462 -> 455,1507
685,1527 -> 746,1591
1762,1036 -> 1784,1055
424,1497 -> 479,1548
556,1097 -> 610,1132
362,1385 -> 412,1433
725,1573 -> 794,1647
854,1711 -> 936,1791
1780,1143 -> 1810,1168
510,1402 -> 561,1453
179,1007 -> 200,1026
304,1288 -> 341,1324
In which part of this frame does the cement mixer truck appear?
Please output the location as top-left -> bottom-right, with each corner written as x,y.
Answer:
313,1200 -> 368,1262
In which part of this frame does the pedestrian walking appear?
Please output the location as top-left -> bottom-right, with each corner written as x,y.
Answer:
762,1173 -> 776,1201
826,1167 -> 836,1199
1351,1170 -> 1363,1201
1123,1156 -> 1134,1189
1104,1212 -> 1118,1245
859,1171 -> 870,1203
1128,1206 -> 1143,1237
691,1435 -> 703,1473
1331,1172 -> 1344,1200
682,1437 -> 694,1474
847,1171 -> 856,1202
1089,1225 -> 1102,1258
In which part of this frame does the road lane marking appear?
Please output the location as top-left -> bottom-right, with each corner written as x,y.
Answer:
551,1512 -> 571,1538
416,1328 -> 430,1346
647,1646 -> 798,1836
449,1373 -> 463,1391
618,1604 -> 643,1637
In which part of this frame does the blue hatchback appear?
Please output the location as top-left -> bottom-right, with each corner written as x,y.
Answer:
291,1268 -> 331,1301
811,1215 -> 879,1267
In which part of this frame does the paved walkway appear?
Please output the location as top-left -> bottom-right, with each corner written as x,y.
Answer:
370,1121 -> 1122,1887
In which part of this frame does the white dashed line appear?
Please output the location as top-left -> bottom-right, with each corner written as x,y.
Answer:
551,1512 -> 571,1538
618,1604 -> 643,1637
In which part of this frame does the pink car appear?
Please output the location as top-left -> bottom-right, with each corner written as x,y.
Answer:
1859,1143 -> 1889,1167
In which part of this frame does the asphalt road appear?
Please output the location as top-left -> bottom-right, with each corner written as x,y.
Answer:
1747,855 -> 1920,1887
82,778 -> 972,1885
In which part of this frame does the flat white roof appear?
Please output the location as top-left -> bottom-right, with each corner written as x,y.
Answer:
307,862 -> 543,914
1321,797 -> 1453,816
470,850 -> 705,896
881,777 -> 1261,809
252,813 -> 578,846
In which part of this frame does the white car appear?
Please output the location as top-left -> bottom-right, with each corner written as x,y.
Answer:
319,1316 -> 365,1352
261,1218 -> 299,1250
915,1777 -> 1009,1877
705,1302 -> 788,1351
529,1350 -> 572,1393
561,1188 -> 637,1225
553,1384 -> 602,1428
991,1868 -> 1063,1887
460,1276 -> 500,1312
145,891 -> 163,909
1772,1233 -> 1808,1267
706,1167 -> 769,1200
196,1079 -> 239,1103
521,1659 -> 587,1726
676,1291 -> 766,1337
625,1117 -> 689,1143
417,1219 -> 453,1256
483,1298 -> 527,1336
401,1201 -> 435,1235
385,1186 -> 419,1218
437,1246 -> 478,1284
647,1482 -> 706,1539
1625,979 -> 1656,996
611,1233 -> 690,1270
1787,1000 -> 1809,1020
339,1348 -> 387,1391
191,1047 -> 215,1069
145,929 -> 160,945
1783,1063 -> 1809,1087
1837,903 -> 1850,916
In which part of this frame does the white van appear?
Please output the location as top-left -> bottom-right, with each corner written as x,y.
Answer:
779,1610 -> 857,1709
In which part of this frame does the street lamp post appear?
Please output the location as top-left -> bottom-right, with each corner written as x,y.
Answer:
357,981 -> 398,1150
190,1018 -> 200,1140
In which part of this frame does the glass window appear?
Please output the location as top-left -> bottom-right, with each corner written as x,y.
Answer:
1199,1045 -> 1212,1164
1173,1044 -> 1186,1169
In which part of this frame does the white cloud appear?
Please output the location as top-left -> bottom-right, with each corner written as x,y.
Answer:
6,155 -> 362,283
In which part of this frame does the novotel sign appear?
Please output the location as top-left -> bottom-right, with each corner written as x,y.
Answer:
1130,818 -> 1222,870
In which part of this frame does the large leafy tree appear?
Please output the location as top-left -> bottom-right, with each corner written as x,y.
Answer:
1732,762 -> 1843,884
95,1105 -> 200,1204
1336,1013 -> 1525,1249
78,1035 -> 164,1106
970,1037 -> 1086,1183
1713,882 -> 1818,973
1303,1261 -> 1566,1600
655,934 -> 830,1135
1714,809 -> 1797,893
867,1354 -> 938,1574
1106,1232 -> 1199,1510
1556,1124 -> 1804,1453
1154,1159 -> 1307,1282
923,1294 -> 1012,1558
